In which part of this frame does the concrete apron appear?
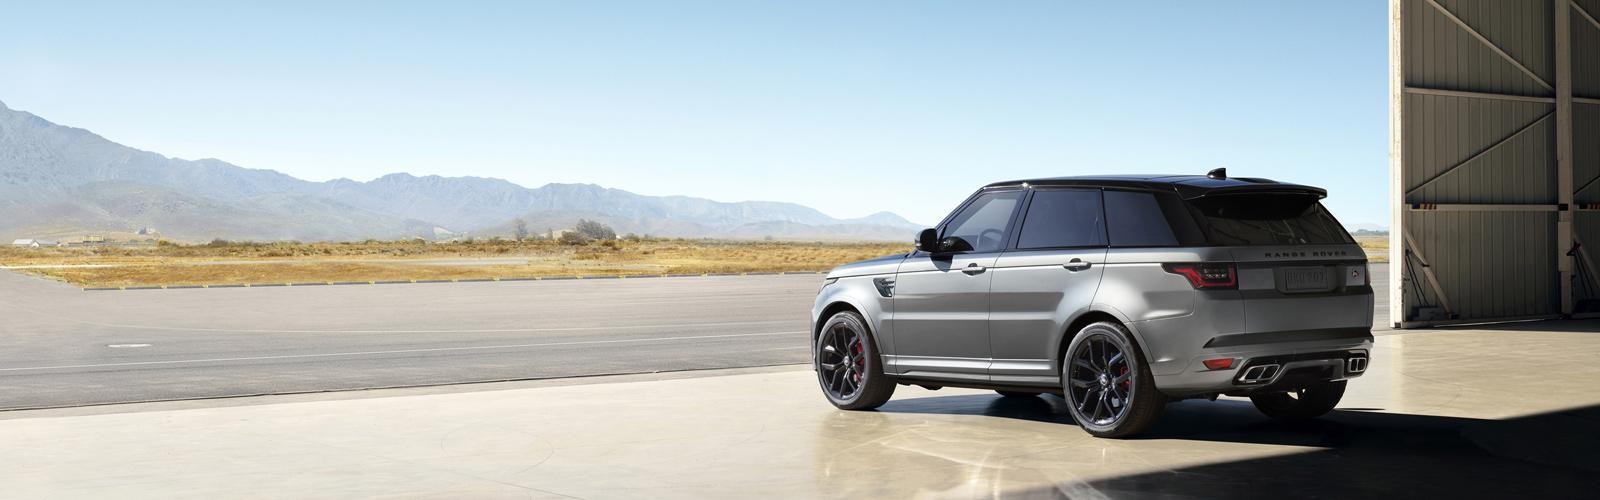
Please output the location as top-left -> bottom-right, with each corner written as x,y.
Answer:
0,322 -> 1597,499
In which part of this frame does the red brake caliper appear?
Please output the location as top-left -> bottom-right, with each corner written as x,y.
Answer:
852,341 -> 866,384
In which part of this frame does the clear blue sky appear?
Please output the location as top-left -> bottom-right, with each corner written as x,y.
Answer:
0,1 -> 1389,227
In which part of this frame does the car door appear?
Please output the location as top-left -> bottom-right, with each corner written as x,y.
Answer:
888,189 -> 1023,381
989,188 -> 1108,385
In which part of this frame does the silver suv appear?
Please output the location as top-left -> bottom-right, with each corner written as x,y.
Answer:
811,170 -> 1373,437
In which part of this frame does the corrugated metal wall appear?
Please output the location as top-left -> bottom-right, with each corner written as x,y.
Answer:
1403,0 -> 1553,96
1576,0 -> 1600,310
1401,94 -> 1555,204
1400,211 -> 1560,318
1393,0 -> 1598,325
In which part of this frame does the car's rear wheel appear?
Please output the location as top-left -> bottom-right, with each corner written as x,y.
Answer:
1062,321 -> 1164,438
815,311 -> 895,410
1249,380 -> 1346,421
995,390 -> 1041,398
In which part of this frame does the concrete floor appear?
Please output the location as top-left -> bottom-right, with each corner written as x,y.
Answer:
2,320 -> 1596,499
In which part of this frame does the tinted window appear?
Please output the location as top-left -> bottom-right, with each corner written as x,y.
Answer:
1017,189 -> 1106,249
1189,194 -> 1352,246
942,190 -> 1022,253
1105,191 -> 1178,247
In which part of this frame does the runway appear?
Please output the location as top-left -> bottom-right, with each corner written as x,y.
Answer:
0,271 -> 821,410
0,264 -> 1391,410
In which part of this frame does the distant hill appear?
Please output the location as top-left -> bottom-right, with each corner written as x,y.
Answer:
0,100 -> 920,241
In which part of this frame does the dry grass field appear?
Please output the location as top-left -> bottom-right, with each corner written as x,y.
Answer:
1355,235 -> 1388,263
0,239 -> 911,287
0,235 -> 1390,288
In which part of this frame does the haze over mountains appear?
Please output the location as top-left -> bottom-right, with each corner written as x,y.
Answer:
0,100 -> 920,242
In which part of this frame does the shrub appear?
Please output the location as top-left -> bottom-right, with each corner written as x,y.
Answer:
559,231 -> 591,245
574,219 -> 616,241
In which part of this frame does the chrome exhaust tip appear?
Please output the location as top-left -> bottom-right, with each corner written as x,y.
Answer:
1347,356 -> 1368,374
1237,363 -> 1280,384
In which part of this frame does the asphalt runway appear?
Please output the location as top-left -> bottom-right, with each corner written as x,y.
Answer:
0,263 -> 1392,410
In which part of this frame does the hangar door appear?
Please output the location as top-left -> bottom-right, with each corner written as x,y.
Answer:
1390,0 -> 1600,327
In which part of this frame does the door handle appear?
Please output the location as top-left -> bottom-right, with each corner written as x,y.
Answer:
961,263 -> 987,275
1064,259 -> 1091,272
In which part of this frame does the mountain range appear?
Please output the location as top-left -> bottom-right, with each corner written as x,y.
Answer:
0,100 -> 920,242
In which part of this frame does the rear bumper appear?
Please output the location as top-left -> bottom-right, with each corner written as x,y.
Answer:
1202,327 -> 1371,348
1151,332 -> 1373,397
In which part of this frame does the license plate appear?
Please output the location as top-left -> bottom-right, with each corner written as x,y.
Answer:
1283,267 -> 1332,292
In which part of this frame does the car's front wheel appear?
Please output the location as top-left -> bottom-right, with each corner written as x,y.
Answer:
1062,321 -> 1164,438
815,311 -> 895,410
1249,380 -> 1346,421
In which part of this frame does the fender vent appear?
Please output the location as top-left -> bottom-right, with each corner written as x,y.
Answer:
873,277 -> 895,297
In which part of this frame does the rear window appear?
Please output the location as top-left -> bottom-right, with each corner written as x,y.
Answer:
1188,194 -> 1352,246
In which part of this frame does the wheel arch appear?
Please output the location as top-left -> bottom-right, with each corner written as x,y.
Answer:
814,299 -> 893,370
814,300 -> 866,341
1056,307 -> 1151,370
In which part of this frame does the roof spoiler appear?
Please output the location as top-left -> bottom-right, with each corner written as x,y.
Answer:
1176,184 -> 1327,200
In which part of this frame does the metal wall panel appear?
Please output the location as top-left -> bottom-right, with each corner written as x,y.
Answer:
1576,213 -> 1599,309
1576,104 -> 1600,202
1402,211 -> 1559,319
1405,0 -> 1554,96
1437,0 -> 1555,81
1402,94 -> 1556,204
1572,0 -> 1600,96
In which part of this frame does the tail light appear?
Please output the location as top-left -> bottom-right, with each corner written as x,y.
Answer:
1162,263 -> 1237,289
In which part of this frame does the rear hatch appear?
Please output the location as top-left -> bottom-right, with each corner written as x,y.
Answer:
1187,192 -> 1374,336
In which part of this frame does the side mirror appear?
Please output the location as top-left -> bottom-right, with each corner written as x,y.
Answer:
940,236 -> 973,253
915,228 -> 940,253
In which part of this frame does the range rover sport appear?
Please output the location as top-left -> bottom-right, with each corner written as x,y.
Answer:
811,170 -> 1373,438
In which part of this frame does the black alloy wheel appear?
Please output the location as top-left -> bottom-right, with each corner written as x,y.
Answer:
1062,321 -> 1165,438
815,311 -> 894,410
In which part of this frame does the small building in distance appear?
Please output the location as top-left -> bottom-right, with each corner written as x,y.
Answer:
11,239 -> 59,248
60,235 -> 106,246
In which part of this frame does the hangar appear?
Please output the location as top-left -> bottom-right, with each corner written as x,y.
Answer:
1390,0 -> 1600,327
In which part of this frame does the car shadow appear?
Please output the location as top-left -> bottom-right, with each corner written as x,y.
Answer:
876,394 -> 1600,498
878,392 -> 1077,424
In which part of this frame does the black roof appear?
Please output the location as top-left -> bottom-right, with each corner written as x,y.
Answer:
982,174 -> 1327,200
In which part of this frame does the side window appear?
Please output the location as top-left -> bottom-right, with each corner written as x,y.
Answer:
941,191 -> 1022,253
1017,189 -> 1106,249
1105,190 -> 1179,247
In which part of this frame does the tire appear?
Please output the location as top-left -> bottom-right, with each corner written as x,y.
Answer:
814,311 -> 895,411
995,390 -> 1041,398
1061,321 -> 1164,438
1250,380 -> 1346,421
